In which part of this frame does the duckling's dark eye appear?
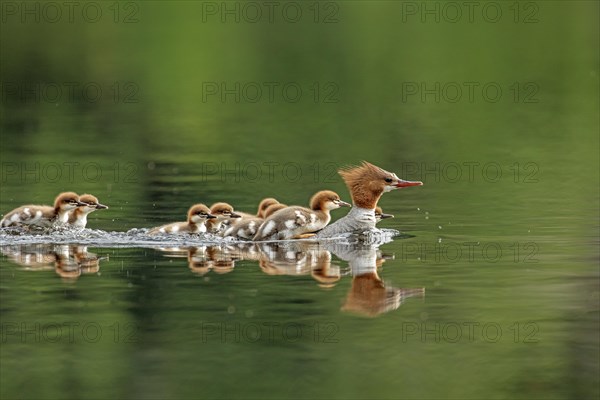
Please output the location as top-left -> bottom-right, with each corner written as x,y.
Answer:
385,178 -> 393,183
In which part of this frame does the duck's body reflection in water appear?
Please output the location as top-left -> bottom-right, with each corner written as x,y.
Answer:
0,244 -> 105,281
322,242 -> 424,316
155,238 -> 425,316
176,245 -> 242,275
2,239 -> 424,315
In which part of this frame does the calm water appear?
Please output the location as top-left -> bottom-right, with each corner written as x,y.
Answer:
1,2 -> 598,399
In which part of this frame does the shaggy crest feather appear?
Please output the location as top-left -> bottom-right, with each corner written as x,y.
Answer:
338,161 -> 396,209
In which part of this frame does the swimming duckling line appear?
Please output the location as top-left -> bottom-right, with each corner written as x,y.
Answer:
0,161 -> 423,241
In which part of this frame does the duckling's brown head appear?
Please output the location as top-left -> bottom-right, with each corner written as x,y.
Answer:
309,190 -> 351,211
210,202 -> 241,220
55,192 -> 86,211
257,198 -> 279,218
79,194 -> 109,211
188,204 -> 215,223
263,203 -> 287,218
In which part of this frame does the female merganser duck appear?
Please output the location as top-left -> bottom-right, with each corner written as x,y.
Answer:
253,190 -> 350,241
1,192 -> 87,228
205,202 -> 242,234
316,161 -> 422,237
375,206 -> 394,222
68,194 -> 108,228
223,202 -> 288,240
148,204 -> 216,235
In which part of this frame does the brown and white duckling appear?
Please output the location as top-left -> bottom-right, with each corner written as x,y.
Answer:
223,202 -> 288,240
253,191 -> 350,241
148,204 -> 216,235
1,192 -> 86,228
374,206 -> 394,223
256,198 -> 279,218
263,203 -> 287,218
205,202 -> 242,234
235,197 -> 280,220
223,217 -> 263,240
68,194 -> 108,228
224,198 -> 280,234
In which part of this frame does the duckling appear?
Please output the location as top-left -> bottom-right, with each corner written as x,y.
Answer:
263,203 -> 287,218
1,192 -> 86,228
374,206 -> 394,223
205,202 -> 242,234
235,197 -> 280,219
68,194 -> 108,228
223,203 -> 288,240
253,191 -> 350,241
148,204 -> 216,235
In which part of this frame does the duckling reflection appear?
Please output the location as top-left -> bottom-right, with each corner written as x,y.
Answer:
376,251 -> 395,268
211,245 -> 239,274
187,246 -> 212,275
0,244 -> 106,280
152,239 -> 425,316
253,241 -> 345,286
155,245 -> 240,275
310,250 -> 342,289
1,244 -> 57,270
53,245 -> 82,280
256,241 -> 313,276
323,242 -> 425,317
72,246 -> 103,274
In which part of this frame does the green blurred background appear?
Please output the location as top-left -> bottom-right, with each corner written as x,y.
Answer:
1,1 -> 598,399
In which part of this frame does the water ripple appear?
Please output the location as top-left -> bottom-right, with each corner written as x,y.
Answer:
0,227 -> 401,248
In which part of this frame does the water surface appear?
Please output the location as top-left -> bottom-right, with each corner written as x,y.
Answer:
1,2 -> 598,399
